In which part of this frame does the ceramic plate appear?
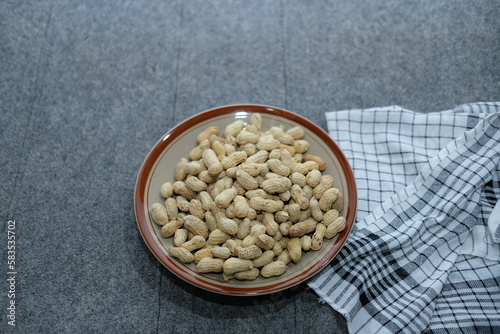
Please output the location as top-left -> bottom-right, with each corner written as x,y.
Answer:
134,104 -> 357,295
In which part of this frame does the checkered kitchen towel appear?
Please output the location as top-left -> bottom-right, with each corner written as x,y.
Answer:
309,102 -> 500,333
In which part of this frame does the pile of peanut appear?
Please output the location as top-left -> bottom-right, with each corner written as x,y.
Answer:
150,113 -> 346,281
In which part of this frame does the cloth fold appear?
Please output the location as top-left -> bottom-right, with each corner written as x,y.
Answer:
309,102 -> 500,334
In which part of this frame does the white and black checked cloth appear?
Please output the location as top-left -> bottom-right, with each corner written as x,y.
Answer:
309,102 -> 500,334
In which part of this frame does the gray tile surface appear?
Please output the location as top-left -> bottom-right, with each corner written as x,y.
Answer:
1,0 -> 498,333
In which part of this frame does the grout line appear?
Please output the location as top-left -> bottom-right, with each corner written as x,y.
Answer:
156,2 -> 184,332
171,1 -> 184,126
280,0 -> 289,110
4,2 -> 54,223
156,266 -> 163,334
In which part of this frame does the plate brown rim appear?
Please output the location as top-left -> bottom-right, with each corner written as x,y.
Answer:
134,104 -> 357,296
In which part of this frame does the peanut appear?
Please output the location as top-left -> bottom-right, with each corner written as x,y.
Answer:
290,185 -> 309,210
221,151 -> 247,169
319,187 -> 340,212
211,246 -> 231,259
183,215 -> 209,238
286,126 -> 305,140
173,229 -> 189,247
261,261 -> 288,277
301,235 -> 312,251
177,212 -> 187,224
287,238 -> 302,263
197,126 -> 219,144
204,211 -> 218,232
325,217 -> 346,239
261,177 -> 292,194
305,169 -> 322,188
237,217 -> 252,239
150,203 -> 169,226
167,246 -> 194,264
309,197 -> 324,222
161,220 -> 182,238
193,246 -> 214,264
210,176 -> 233,199
189,139 -> 210,161
236,170 -> 259,190
332,191 -> 344,213
165,197 -> 178,220
225,239 -> 242,256
232,195 -> 250,218
313,175 -> 334,199
224,120 -> 245,138
250,113 -> 262,129
299,209 -> 311,222
224,143 -> 236,156
290,172 -> 307,187
303,154 -> 327,171
292,153 -> 303,163
303,185 -> 313,201
188,199 -> 205,219
272,242 -> 283,256
208,133 -> 224,146
279,190 -> 291,202
232,182 -> 246,198
269,149 -> 283,161
175,196 -> 190,212
223,258 -> 253,275
240,143 -> 257,156
279,221 -> 292,236
274,210 -> 289,223
322,209 -> 339,226
256,135 -> 281,151
217,218 -> 239,235
285,203 -> 301,223
225,203 -> 236,219
223,272 -> 235,281
214,187 -> 237,208
249,197 -> 284,213
291,161 -> 318,175
207,229 -> 231,245
172,181 -> 196,201
238,245 -> 263,260
270,126 -> 295,145
202,149 -> 223,176
234,268 -> 260,281
267,158 -> 291,177
239,163 -> 261,176
236,130 -> 260,145
197,257 -> 224,273
280,148 -> 293,166
160,182 -> 174,199
210,202 -> 227,221
253,250 -> 275,268
293,140 -> 309,153
212,140 -> 226,160
311,223 -> 327,251
241,224 -> 267,247
280,144 -> 296,157
181,235 -> 206,252
198,191 -> 214,211
262,212 -> 279,236
277,249 -> 291,264
185,161 -> 205,176
288,218 -> 318,237
175,158 -> 188,181
256,234 -> 275,250
246,150 -> 269,164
